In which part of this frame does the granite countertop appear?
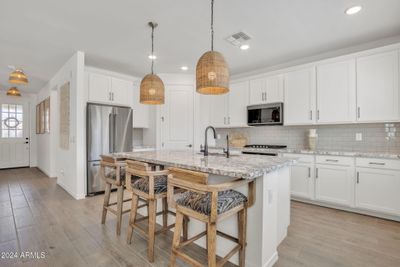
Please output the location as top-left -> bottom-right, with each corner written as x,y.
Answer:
239,147 -> 400,160
110,150 -> 295,179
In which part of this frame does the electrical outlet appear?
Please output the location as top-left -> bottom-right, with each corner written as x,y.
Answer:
356,133 -> 362,141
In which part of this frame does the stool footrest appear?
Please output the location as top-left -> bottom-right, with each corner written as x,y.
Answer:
178,231 -> 207,249
218,244 -> 241,267
217,230 -> 239,243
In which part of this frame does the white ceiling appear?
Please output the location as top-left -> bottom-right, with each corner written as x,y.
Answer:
1,0 -> 400,93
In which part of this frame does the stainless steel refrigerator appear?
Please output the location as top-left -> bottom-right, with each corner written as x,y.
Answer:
86,103 -> 132,195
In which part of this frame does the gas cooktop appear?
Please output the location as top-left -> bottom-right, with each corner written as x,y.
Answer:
244,144 -> 287,149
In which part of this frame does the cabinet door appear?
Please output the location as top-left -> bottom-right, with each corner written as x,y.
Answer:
316,59 -> 356,123
228,81 -> 249,127
356,50 -> 399,122
284,67 -> 316,125
315,165 -> 353,206
265,75 -> 284,103
355,168 -> 400,215
132,84 -> 149,128
88,72 -> 111,103
210,94 -> 228,127
290,164 -> 314,199
249,78 -> 265,105
111,78 -> 132,107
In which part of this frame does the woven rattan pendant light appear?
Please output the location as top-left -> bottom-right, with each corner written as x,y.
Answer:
6,87 -> 22,97
196,0 -> 229,95
140,22 -> 165,105
9,69 -> 28,85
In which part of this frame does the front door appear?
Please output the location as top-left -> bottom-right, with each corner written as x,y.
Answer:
160,85 -> 194,150
0,101 -> 30,169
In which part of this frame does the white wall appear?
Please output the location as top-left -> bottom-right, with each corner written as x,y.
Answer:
36,51 -> 86,199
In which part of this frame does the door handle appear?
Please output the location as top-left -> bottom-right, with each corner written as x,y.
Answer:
310,110 -> 313,120
315,168 -> 318,178
228,117 -> 230,124
25,141 -> 29,144
356,172 -> 360,184
186,144 -> 193,148
308,167 -> 311,178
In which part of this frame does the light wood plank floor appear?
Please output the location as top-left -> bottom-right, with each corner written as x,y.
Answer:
0,168 -> 399,267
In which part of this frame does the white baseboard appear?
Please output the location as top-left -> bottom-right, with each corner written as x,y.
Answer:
263,251 -> 278,267
57,181 -> 85,200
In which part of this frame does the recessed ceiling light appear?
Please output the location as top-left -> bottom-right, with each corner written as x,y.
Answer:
345,6 -> 362,15
181,66 -> 188,71
148,54 -> 157,60
240,44 -> 250,50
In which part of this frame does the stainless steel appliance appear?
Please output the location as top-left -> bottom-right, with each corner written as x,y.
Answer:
242,144 -> 287,156
247,103 -> 283,126
86,103 -> 133,195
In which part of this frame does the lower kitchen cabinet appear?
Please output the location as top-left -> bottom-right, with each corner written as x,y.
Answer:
291,164 -> 314,199
315,164 -> 353,207
283,153 -> 314,199
355,167 -> 400,216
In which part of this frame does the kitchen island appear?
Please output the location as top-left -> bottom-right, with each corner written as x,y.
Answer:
112,150 -> 295,267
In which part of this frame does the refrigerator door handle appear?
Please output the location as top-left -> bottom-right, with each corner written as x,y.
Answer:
109,112 -> 113,153
113,113 -> 117,153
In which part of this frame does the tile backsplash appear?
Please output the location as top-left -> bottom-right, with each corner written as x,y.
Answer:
216,123 -> 400,153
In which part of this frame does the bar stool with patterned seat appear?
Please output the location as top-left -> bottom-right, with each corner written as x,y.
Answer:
100,155 -> 133,236
167,167 -> 255,267
125,160 -> 188,263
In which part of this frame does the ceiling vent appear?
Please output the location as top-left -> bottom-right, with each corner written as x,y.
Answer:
225,31 -> 251,47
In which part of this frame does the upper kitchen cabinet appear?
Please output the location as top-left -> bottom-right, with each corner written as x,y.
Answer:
110,77 -> 133,107
209,94 -> 228,127
228,81 -> 249,127
132,83 -> 150,128
284,67 -> 316,125
210,81 -> 249,127
316,59 -> 356,123
356,50 -> 399,122
87,72 -> 111,103
249,75 -> 283,105
87,71 -> 133,107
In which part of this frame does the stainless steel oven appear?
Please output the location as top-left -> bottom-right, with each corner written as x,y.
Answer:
247,103 -> 283,126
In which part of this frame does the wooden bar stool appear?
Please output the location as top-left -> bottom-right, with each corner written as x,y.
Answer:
167,167 -> 255,267
100,155 -> 132,236
125,160 -> 188,263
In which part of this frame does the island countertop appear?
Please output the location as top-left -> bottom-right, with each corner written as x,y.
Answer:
109,150 -> 295,179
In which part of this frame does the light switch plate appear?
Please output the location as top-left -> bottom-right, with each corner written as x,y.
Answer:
356,133 -> 362,141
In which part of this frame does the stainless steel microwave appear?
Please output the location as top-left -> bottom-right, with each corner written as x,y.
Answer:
247,103 -> 283,126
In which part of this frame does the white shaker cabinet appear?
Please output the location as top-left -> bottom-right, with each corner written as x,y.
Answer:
209,94 -> 228,127
355,158 -> 400,216
316,59 -> 356,123
210,81 -> 249,127
283,154 -> 315,199
284,67 -> 316,125
87,72 -> 133,107
315,157 -> 354,207
88,72 -> 112,103
227,81 -> 249,127
110,77 -> 133,107
356,50 -> 399,122
132,84 -> 150,128
249,75 -> 283,105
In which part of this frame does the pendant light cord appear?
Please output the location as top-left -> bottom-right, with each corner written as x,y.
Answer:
151,24 -> 155,74
211,0 -> 214,51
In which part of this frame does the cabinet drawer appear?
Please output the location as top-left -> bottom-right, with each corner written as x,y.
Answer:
316,155 -> 354,166
356,157 -> 400,170
282,153 -> 314,164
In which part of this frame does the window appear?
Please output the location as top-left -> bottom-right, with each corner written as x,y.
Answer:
1,104 -> 23,138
